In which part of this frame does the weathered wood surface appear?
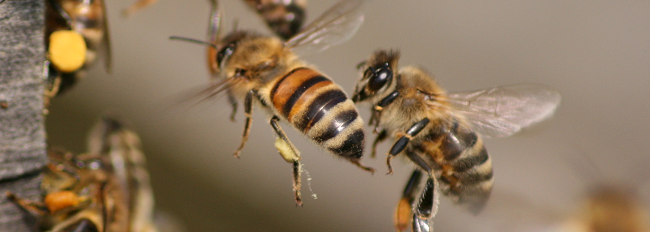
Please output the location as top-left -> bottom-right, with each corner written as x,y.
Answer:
0,0 -> 47,231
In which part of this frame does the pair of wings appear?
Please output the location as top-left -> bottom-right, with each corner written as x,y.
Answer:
444,85 -> 561,138
208,0 -> 366,55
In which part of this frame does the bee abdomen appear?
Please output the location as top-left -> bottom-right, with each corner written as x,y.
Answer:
422,121 -> 494,213
243,0 -> 305,40
271,68 -> 365,159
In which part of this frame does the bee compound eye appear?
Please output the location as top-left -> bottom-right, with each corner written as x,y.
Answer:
367,67 -> 392,92
216,43 -> 236,67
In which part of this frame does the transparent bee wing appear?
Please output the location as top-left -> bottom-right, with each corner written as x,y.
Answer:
446,84 -> 561,138
285,0 -> 366,56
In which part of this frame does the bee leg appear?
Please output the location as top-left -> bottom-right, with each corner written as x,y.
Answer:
227,89 -> 238,122
5,192 -> 48,215
412,213 -> 431,232
370,108 -> 382,133
412,176 -> 439,232
372,90 -> 400,133
270,116 -> 303,206
47,0 -> 74,28
370,129 -> 388,158
395,169 -> 423,232
386,118 -> 430,174
233,90 -> 254,158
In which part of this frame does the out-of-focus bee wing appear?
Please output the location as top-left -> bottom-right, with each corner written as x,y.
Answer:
101,0 -> 112,73
446,84 -> 561,138
284,0 -> 365,56
207,0 -> 221,43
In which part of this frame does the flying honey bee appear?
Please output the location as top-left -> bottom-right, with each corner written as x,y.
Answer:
7,117 -> 158,232
172,0 -> 372,206
241,0 -> 307,40
44,0 -> 111,110
352,49 -> 561,232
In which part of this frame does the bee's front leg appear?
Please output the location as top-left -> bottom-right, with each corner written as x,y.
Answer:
370,129 -> 388,158
372,90 -> 399,133
270,116 -> 303,206
227,89 -> 238,122
233,90 -> 255,158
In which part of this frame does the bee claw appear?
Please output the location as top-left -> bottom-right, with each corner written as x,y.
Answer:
386,155 -> 394,175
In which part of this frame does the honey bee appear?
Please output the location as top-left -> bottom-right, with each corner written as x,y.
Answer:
172,0 -> 372,206
242,0 -> 307,40
45,0 -> 111,109
87,116 -> 159,232
7,117 -> 158,232
352,49 -> 561,231
558,185 -> 650,232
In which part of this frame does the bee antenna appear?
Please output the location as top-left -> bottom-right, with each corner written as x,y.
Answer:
169,36 -> 217,49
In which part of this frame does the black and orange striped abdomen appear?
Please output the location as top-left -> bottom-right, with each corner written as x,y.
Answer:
270,68 -> 365,159
416,120 -> 493,214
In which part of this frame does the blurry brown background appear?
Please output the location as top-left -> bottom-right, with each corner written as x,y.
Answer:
46,0 -> 650,231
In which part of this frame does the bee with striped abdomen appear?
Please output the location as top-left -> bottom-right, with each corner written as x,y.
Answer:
242,0 -> 306,40
173,0 -> 372,206
352,49 -> 561,232
44,0 -> 111,110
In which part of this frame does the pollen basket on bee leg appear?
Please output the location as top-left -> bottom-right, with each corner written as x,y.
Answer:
49,30 -> 87,73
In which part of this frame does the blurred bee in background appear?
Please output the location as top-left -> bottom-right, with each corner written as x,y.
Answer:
352,49 -> 561,232
123,0 -> 305,41
241,0 -> 307,40
172,0 -> 372,206
7,116 -> 159,232
546,153 -> 650,232
44,0 -> 111,111
559,185 -> 650,232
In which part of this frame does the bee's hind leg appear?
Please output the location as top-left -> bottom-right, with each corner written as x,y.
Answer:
412,175 -> 439,232
395,169 -> 423,232
270,116 -> 303,206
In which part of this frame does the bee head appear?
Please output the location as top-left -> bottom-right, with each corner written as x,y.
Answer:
211,31 -> 250,76
352,49 -> 400,102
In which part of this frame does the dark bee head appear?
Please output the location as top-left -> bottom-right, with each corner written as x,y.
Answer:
352,49 -> 400,102
208,31 -> 250,75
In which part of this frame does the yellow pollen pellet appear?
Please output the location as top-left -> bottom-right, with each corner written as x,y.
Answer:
44,190 -> 80,213
49,30 -> 87,73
